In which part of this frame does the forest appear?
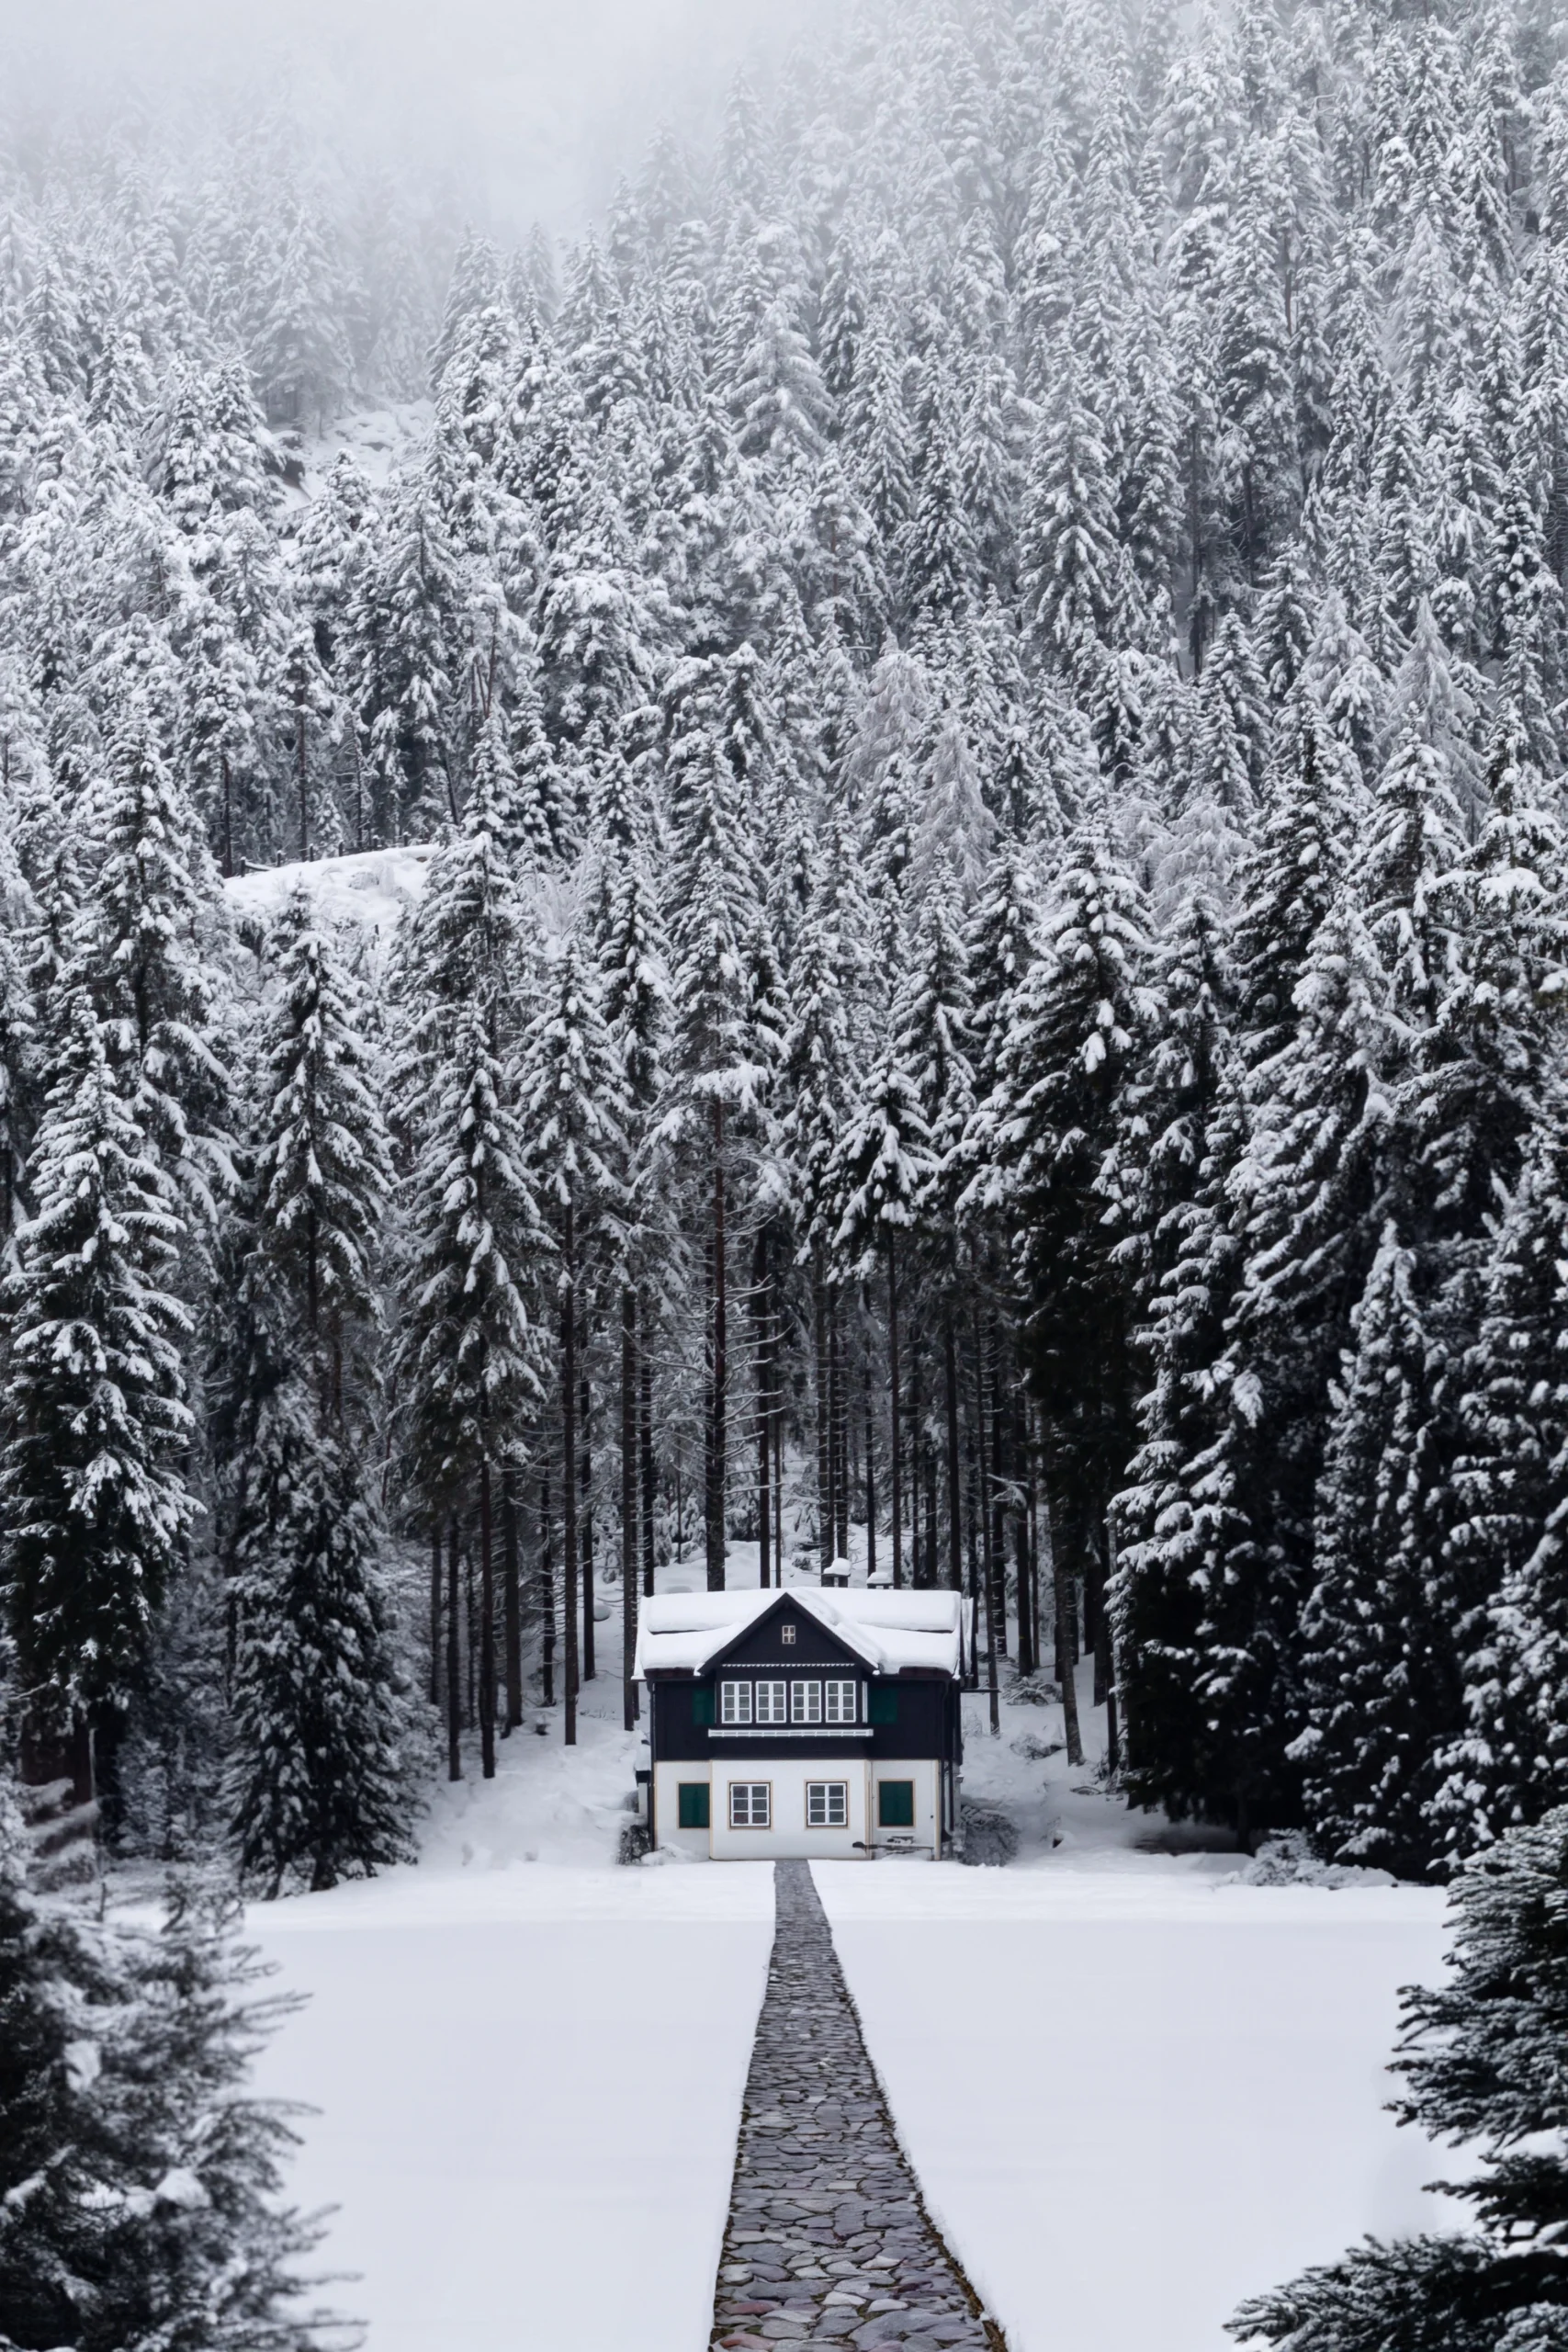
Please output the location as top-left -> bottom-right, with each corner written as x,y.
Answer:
1,0 -> 1567,1925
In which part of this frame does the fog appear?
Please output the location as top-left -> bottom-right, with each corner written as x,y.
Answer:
0,0 -> 832,232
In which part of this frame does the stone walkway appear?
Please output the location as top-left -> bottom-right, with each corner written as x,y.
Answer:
709,1862 -> 1004,2352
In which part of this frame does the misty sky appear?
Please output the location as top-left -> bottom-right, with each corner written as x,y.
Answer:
1,0 -> 830,232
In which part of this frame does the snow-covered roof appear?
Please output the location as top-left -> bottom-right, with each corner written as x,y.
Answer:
634,1588 -> 964,1681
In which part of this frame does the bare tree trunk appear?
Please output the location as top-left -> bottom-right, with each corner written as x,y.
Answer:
562,1204 -> 579,1746
863,1361 -> 877,1585
1102,1518 -> 1121,1775
830,1287 -> 849,1566
640,1337 -> 656,1600
1044,1432 -> 1084,1764
813,1253 -> 830,1573
908,1345 -> 926,1587
446,1518 -> 462,1781
429,1524 -> 442,1707
706,1101 -> 728,1590
581,1363 -> 595,1682
221,751 -> 233,879
622,1287 -> 638,1731
753,1231 -> 771,1589
773,1397 -> 785,1578
973,1328 -> 1000,1736
502,1466 -> 521,1731
943,1314 -> 963,1592
888,1236 -> 903,1589
539,1469 -> 555,1709
479,1459 -> 496,1779
989,1331 -> 1009,1657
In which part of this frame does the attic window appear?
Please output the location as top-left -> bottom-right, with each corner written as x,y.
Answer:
781,1623 -> 797,1645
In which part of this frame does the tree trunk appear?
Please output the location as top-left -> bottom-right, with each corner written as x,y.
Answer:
479,1458 -> 496,1779
640,1333 -> 656,1600
989,1333 -> 1008,1657
539,1469 -> 555,1709
863,1361 -> 877,1585
909,1345 -> 926,1587
446,1518 -> 462,1781
429,1524 -> 442,1707
502,1466 -> 522,1731
814,1252 -> 830,1573
973,1323 -> 999,1736
1102,1515 -> 1121,1776
943,1314 -> 963,1593
581,1363 -> 595,1682
773,1400 -> 785,1578
830,1286 -> 849,1566
1046,1463 -> 1084,1767
562,1204 -> 580,1746
221,751 -> 233,879
706,1101 -> 728,1590
622,1286 -> 638,1731
753,1230 -> 771,1589
887,1236 -> 903,1589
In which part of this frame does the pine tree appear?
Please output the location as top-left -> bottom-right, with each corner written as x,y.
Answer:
1295,1224 -> 1460,1877
223,895 -> 413,1893
1233,1807 -> 1568,2350
1,987 -> 194,1770
0,1773 -> 334,2351
518,930 -> 628,1741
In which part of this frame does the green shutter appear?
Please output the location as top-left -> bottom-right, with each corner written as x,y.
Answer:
678,1782 -> 710,1830
868,1682 -> 898,1724
692,1683 -> 715,1726
877,1780 -> 915,1828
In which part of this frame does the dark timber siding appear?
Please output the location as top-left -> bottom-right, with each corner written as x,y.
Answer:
646,1599 -> 963,1768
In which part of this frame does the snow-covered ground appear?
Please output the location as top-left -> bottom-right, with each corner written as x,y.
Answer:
225,843 -> 436,942
243,1535 -> 1460,2352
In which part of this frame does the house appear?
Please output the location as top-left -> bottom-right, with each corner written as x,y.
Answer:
633,1587 -> 966,1859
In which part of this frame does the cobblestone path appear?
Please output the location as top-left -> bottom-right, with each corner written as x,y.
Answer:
709,1862 -> 1004,2351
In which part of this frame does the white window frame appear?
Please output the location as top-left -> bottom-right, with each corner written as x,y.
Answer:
790,1679 -> 824,1724
720,1680 -> 752,1725
807,1781 -> 849,1828
823,1678 -> 858,1724
754,1680 -> 788,1724
780,1623 -> 797,1646
729,1781 -> 771,1828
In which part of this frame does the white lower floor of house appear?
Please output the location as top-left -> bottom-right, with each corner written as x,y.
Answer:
650,1755 -> 954,1860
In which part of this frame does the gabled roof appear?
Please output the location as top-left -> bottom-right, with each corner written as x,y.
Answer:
633,1587 -> 964,1681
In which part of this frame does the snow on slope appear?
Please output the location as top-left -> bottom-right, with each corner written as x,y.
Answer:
224,843 -> 436,941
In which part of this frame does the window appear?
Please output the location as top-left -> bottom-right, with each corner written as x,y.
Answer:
877,1780 -> 915,1828
824,1679 -> 858,1724
755,1680 -> 788,1724
720,1680 -> 752,1725
780,1623 -> 797,1645
730,1782 -> 771,1828
692,1684 -> 716,1726
790,1679 -> 824,1724
867,1683 -> 898,1725
807,1781 -> 849,1828
677,1782 -> 710,1830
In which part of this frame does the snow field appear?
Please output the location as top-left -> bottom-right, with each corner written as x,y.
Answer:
248,1860 -> 774,2352
814,1860 -> 1454,2352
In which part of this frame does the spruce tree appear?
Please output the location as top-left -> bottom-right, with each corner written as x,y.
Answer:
1233,1807 -> 1568,2350
1,986 -> 194,1772
224,894 -> 414,1894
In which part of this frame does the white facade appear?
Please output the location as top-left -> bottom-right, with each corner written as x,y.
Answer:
653,1755 -> 946,1860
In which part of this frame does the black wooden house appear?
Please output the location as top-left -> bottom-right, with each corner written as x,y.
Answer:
634,1588 -> 966,1859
